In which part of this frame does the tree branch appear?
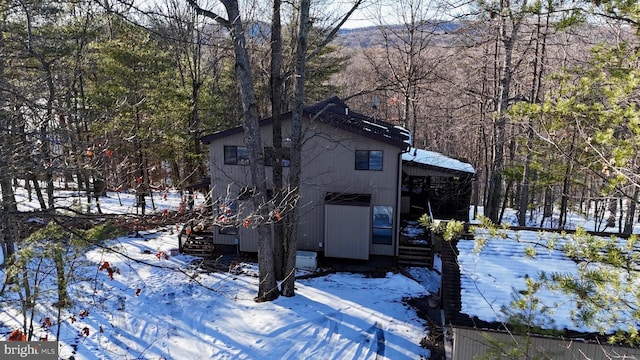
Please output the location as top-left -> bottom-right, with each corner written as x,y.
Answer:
306,0 -> 364,62
184,0 -> 230,28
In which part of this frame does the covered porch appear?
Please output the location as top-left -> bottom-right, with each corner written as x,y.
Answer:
401,148 -> 475,222
396,148 -> 475,266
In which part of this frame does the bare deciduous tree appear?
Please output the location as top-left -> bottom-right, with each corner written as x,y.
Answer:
188,0 -> 279,301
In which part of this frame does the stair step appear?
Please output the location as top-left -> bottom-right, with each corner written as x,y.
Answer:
180,236 -> 215,256
398,252 -> 431,258
398,244 -> 432,267
399,245 -> 432,251
399,253 -> 431,259
399,249 -> 431,255
181,247 -> 215,256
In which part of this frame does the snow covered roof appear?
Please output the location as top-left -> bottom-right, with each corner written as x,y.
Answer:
402,147 -> 475,174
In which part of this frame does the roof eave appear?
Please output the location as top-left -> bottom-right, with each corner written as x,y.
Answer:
200,97 -> 410,148
200,118 -> 275,144
403,160 -> 475,176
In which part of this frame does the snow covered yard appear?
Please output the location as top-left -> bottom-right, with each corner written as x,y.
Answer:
0,220 -> 435,359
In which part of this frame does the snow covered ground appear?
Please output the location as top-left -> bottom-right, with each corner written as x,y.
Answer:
1,187 -> 436,359
13,184 -> 201,215
5,184 -> 634,358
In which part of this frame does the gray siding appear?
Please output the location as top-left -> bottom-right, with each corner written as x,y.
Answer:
208,117 -> 401,257
238,200 -> 260,252
208,130 -> 265,247
298,122 -> 400,256
452,327 -> 640,360
324,203 -> 370,259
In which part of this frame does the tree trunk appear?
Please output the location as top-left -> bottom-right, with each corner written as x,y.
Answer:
518,6 -> 549,226
171,159 -> 181,188
0,169 -> 17,267
528,171 -> 537,223
518,140 -> 531,227
41,60 -> 56,211
558,129 -> 576,229
187,14 -> 207,184
624,186 -> 638,234
499,180 -> 512,224
93,177 -> 104,214
485,3 -> 522,224
190,55 -> 205,182
607,196 -> 617,228
542,185 -> 553,228
0,15 -> 17,267
618,197 -> 623,233
52,248 -> 71,308
594,199 -> 604,231
21,264 -> 34,338
30,175 -> 47,211
558,170 -> 571,230
270,0 -> 285,281
135,105 -> 146,215
86,173 -> 93,214
22,2 -> 58,212
281,0 -> 311,297
221,0 -> 278,302
144,154 -> 155,212
82,172 -> 91,213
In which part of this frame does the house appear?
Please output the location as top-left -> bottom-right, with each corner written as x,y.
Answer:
200,96 -> 474,261
440,230 -> 640,359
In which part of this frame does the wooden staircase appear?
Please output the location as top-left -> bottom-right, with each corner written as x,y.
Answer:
397,244 -> 433,267
178,221 -> 215,257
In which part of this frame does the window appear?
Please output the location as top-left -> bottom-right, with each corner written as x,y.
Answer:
217,200 -> 238,235
224,146 -> 249,165
264,147 -> 291,167
372,206 -> 393,245
355,150 -> 383,170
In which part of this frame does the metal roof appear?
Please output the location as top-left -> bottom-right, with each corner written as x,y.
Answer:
200,96 -> 411,149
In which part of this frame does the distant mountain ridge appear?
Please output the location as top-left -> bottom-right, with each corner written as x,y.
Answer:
335,21 -> 461,48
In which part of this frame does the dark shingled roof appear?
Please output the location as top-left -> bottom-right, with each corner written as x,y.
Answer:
200,96 -> 410,149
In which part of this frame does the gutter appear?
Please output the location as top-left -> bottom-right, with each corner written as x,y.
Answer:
395,145 -> 411,259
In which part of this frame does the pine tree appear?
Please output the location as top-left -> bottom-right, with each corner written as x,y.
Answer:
87,18 -> 189,214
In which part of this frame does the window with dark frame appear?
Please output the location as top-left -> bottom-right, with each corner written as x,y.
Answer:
224,145 -> 250,165
355,150 -> 383,170
264,147 -> 291,167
